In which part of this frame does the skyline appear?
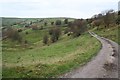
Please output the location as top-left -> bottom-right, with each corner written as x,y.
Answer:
0,0 -> 119,19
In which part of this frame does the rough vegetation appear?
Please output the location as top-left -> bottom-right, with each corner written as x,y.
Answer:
88,9 -> 119,44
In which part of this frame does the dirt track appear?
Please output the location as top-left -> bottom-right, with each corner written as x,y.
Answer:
60,32 -> 119,78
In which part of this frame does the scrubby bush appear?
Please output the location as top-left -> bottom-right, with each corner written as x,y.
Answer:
51,22 -> 54,25
31,25 -> 38,30
43,34 -> 48,44
116,16 -> 120,25
44,22 -> 47,26
25,24 -> 30,28
68,22 -> 74,27
40,26 -> 43,30
64,18 -> 68,24
70,19 -> 87,37
17,29 -> 22,32
6,27 -> 22,43
55,20 -> 61,25
25,32 -> 28,34
54,28 -> 61,40
24,40 -> 28,44
49,27 -> 61,43
64,28 -> 69,34
51,34 -> 56,43
49,29 -> 54,35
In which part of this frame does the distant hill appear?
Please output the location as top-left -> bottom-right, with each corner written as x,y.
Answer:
1,17 -> 75,27
2,17 -> 28,27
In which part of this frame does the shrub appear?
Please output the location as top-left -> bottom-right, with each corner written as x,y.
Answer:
64,28 -> 69,34
70,19 -> 87,37
49,29 -> 54,35
43,34 -> 48,44
67,32 -> 73,36
55,20 -> 61,25
17,29 -> 22,32
24,40 -> 28,44
44,22 -> 47,26
6,27 -> 22,43
31,26 -> 38,30
51,34 -> 56,43
54,27 -> 61,40
40,26 -> 43,30
49,27 -> 61,42
25,24 -> 30,28
116,16 -> 120,25
25,32 -> 28,34
68,22 -> 74,27
51,22 -> 54,25
64,18 -> 68,24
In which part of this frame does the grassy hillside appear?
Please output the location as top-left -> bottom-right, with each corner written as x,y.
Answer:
2,17 -> 102,78
3,32 -> 101,78
91,25 -> 120,45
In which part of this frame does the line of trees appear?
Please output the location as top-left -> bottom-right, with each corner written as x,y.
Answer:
89,9 -> 118,29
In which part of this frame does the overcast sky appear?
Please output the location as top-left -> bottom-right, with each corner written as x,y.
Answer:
0,0 -> 119,19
